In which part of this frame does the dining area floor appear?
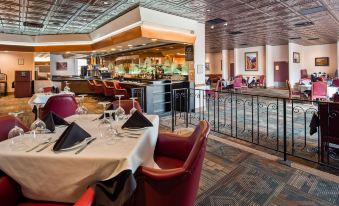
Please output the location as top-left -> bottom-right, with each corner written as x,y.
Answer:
0,93 -> 339,205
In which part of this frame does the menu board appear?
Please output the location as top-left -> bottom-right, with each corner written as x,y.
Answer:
185,45 -> 194,61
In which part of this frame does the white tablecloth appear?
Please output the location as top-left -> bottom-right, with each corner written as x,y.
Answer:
298,84 -> 338,98
0,114 -> 159,203
28,92 -> 75,107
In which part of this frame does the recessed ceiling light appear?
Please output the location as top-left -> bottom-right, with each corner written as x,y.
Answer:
151,38 -> 158,41
128,44 -> 133,47
210,25 -> 215,29
111,48 -> 116,51
142,43 -> 146,46
92,51 -> 96,53
66,51 -> 71,54
83,18 -> 87,21
206,9 -> 210,12
224,22 -> 228,26
103,1 -> 108,5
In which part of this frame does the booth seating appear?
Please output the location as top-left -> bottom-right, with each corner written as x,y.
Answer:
0,115 -> 29,142
92,80 -> 104,95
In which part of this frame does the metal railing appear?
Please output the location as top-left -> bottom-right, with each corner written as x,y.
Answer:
171,88 -> 339,170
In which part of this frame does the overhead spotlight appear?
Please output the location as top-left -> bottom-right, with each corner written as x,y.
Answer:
206,9 -> 211,12
224,22 -> 228,26
111,48 -> 116,51
66,51 -> 71,54
151,38 -> 158,41
142,43 -> 147,46
128,44 -> 133,47
103,1 -> 108,5
210,25 -> 215,29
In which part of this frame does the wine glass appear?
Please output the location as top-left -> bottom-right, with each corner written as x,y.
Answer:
30,103 -> 47,135
75,94 -> 88,115
63,81 -> 70,92
129,97 -> 138,115
98,110 -> 113,140
8,111 -> 25,149
115,95 -> 125,121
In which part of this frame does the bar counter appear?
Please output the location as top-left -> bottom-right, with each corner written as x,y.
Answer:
52,76 -> 193,116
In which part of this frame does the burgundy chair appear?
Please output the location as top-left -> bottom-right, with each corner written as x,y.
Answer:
102,81 -> 115,97
311,82 -> 327,101
286,80 -> 301,100
332,79 -> 339,87
333,93 -> 339,102
93,80 -> 104,95
111,100 -> 142,114
300,69 -> 308,79
0,174 -> 94,206
0,115 -> 29,142
319,102 -> 339,163
112,81 -> 129,98
43,87 -> 53,93
257,75 -> 265,87
233,77 -> 243,92
132,120 -> 210,206
87,80 -> 95,92
40,94 -> 77,118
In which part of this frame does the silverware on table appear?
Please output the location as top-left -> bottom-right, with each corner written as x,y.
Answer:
75,138 -> 97,154
26,137 -> 52,152
36,139 -> 57,152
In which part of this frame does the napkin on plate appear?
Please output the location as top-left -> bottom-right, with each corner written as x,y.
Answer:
53,122 -> 91,151
121,111 -> 153,129
42,112 -> 69,132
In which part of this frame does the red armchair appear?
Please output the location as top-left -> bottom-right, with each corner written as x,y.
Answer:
93,80 -> 104,95
40,94 -> 77,118
111,100 -> 142,114
87,80 -> 95,92
0,175 -> 94,206
286,80 -> 301,100
0,115 -> 29,142
112,81 -> 129,98
132,120 -> 210,206
102,81 -> 115,97
332,79 -> 339,87
257,75 -> 265,87
333,93 -> 339,102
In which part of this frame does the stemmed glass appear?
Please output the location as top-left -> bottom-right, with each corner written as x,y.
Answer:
75,94 -> 88,115
30,103 -> 47,135
8,111 -> 26,150
64,81 -> 70,92
97,102 -> 111,139
115,95 -> 125,121
129,97 -> 138,115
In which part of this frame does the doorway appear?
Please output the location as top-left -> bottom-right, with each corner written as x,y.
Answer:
274,61 -> 289,87
229,63 -> 234,79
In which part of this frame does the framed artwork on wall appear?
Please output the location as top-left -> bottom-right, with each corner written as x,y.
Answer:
205,63 -> 210,71
245,52 -> 258,71
18,58 -> 24,65
293,52 -> 300,63
56,62 -> 67,70
315,57 -> 329,66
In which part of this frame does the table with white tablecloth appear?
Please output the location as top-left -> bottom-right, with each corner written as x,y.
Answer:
28,92 -> 75,107
0,114 -> 159,203
298,84 -> 338,98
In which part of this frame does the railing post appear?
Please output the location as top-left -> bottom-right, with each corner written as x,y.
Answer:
186,88 -> 189,128
171,89 -> 175,132
283,98 -> 287,161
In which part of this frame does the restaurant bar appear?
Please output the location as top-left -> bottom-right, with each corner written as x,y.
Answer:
0,1 -> 339,206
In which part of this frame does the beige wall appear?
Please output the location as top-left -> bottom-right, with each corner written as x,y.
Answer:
0,51 -> 34,92
205,52 -> 221,74
303,44 -> 337,75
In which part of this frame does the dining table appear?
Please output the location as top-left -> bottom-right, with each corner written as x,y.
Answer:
298,84 -> 338,98
0,114 -> 159,203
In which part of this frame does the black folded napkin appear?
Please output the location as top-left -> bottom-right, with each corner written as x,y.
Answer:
121,110 -> 153,129
42,112 -> 69,132
53,122 -> 91,151
309,112 -> 319,136
91,169 -> 136,206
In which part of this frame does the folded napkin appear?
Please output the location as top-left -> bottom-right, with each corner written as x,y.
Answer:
121,110 -> 153,129
91,169 -> 136,206
53,122 -> 91,151
42,112 -> 69,132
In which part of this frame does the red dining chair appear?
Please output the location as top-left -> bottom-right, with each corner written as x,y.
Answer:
112,81 -> 129,98
311,82 -> 327,101
333,93 -> 339,102
0,174 -> 94,206
0,115 -> 29,142
39,94 -> 77,118
102,81 -> 115,97
233,78 -> 243,92
332,79 -> 339,87
300,69 -> 308,79
111,100 -> 142,114
131,120 -> 210,206
87,80 -> 95,92
319,102 -> 339,163
257,75 -> 265,88
93,80 -> 104,95
43,87 -> 53,93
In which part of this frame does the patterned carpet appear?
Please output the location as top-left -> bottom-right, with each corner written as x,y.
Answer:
1,94 -> 339,205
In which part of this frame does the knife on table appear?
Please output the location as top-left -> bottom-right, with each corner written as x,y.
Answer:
75,138 -> 97,154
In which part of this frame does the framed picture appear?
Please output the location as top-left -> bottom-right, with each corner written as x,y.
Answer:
245,52 -> 258,71
56,62 -> 67,70
315,57 -> 329,66
18,58 -> 24,65
293,52 -> 300,63
205,63 -> 210,71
